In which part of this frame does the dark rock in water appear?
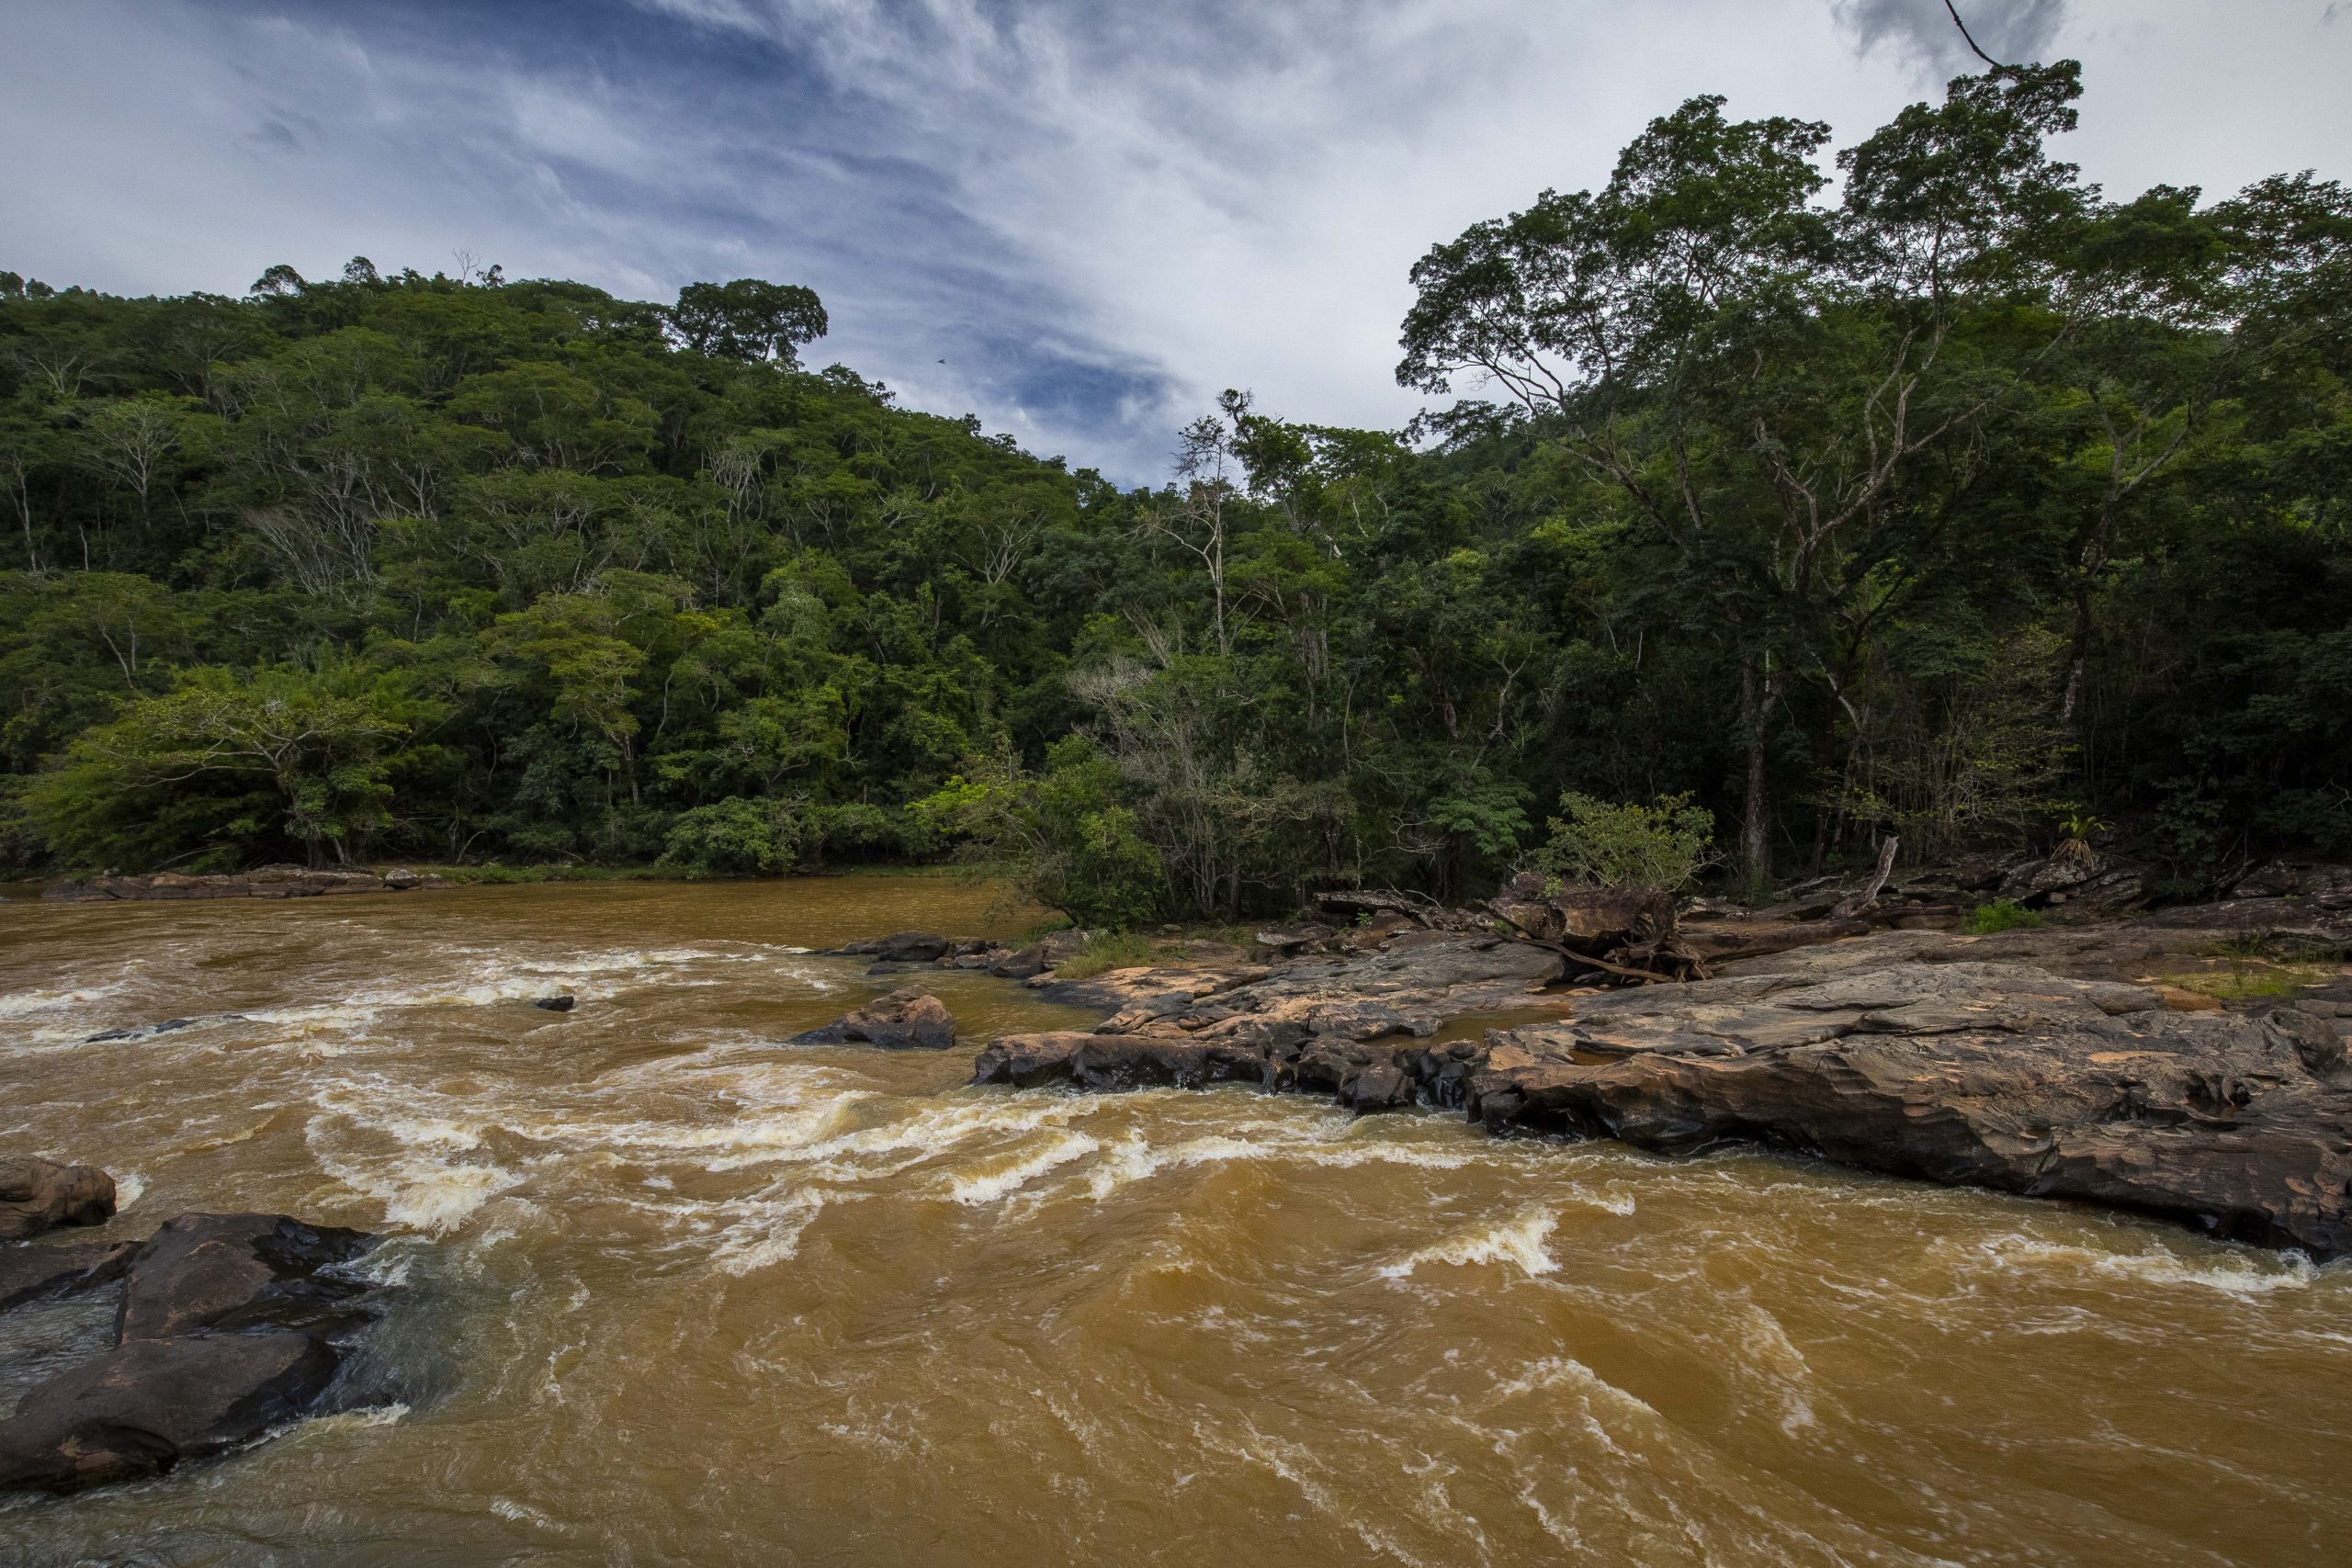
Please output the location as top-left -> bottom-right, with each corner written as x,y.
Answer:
0,1212 -> 390,1496
830,931 -> 953,963
989,930 -> 1087,980
83,1013 -> 247,1044
116,1213 -> 377,1340
531,994 -> 576,1012
0,1156 -> 116,1242
793,985 -> 957,1050
0,1331 -> 340,1494
0,1240 -> 137,1314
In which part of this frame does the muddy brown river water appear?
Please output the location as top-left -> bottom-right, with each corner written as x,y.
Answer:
2,876 -> 2348,1566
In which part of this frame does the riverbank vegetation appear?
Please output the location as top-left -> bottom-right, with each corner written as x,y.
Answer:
2,58 -> 2346,921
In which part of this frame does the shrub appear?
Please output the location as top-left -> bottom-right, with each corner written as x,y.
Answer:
659,796 -> 806,876
911,737 -> 1164,929
1532,792 -> 1714,891
1050,931 -> 1158,981
1965,899 -> 2043,934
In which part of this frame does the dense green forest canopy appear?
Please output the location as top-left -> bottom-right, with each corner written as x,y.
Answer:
1,59 -> 2346,922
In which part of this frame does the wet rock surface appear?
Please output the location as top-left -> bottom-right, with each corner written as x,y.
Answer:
792,985 -> 957,1050
0,1157 -> 117,1243
970,921 -> 2352,1259
0,1212 -> 390,1495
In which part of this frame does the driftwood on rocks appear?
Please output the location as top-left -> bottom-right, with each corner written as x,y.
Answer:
1488,875 -> 1707,984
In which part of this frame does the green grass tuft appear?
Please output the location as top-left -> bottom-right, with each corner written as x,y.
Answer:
1964,899 -> 2044,934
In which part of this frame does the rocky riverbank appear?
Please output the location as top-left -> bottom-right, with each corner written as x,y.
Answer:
941,886 -> 2352,1260
43,865 -> 447,902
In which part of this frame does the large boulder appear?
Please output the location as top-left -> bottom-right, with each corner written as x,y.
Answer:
791,986 -> 956,1050
0,1156 -> 116,1242
116,1213 -> 378,1340
0,1212 -> 389,1496
0,1332 -> 341,1494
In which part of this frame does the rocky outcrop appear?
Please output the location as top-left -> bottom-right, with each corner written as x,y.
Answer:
0,1156 -> 116,1242
792,985 -> 957,1050
0,1213 -> 388,1495
43,865 -> 447,902
1460,961 -> 2352,1257
975,932 -> 1566,1101
827,931 -> 955,963
971,921 -> 2352,1259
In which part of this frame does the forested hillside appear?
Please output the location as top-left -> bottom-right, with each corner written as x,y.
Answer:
2,61 -> 2346,920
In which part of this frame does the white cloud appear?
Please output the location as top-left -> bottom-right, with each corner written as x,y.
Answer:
5,0 -> 2348,483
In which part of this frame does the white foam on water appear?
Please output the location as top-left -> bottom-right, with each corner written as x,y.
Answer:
948,1131 -> 1101,1204
708,1188 -> 859,1274
1980,1234 -> 2321,1297
0,983 -> 129,1021
112,1172 -> 145,1210
1382,1208 -> 1559,1279
1738,1305 -> 1817,1435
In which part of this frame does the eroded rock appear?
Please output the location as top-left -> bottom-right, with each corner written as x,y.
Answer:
0,1156 -> 116,1242
792,985 -> 956,1050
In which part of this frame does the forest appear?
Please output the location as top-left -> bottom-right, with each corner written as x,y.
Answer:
0,59 -> 2346,924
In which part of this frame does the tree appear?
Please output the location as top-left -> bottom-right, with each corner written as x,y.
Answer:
20,664 -> 430,870
668,279 -> 829,366
1397,65 -> 2094,885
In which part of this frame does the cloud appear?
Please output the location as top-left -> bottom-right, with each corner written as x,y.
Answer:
6,1 -> 2347,485
1833,0 -> 2072,74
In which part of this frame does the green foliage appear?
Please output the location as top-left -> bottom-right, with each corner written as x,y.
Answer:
918,738 -> 1165,929
1965,899 -> 2045,934
659,795 -> 806,876
0,58 -> 2347,903
1049,931 -> 1157,981
1532,793 -> 1715,891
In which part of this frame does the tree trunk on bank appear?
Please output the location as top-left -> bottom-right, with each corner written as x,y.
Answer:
1740,654 -> 1771,892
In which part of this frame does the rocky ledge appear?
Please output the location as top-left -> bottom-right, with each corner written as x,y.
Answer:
0,1207 -> 397,1495
973,925 -> 2352,1259
43,865 -> 447,902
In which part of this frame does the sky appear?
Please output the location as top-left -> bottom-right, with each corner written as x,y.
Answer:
4,0 -> 2348,484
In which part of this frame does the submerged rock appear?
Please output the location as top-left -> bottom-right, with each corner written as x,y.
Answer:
0,1212 -> 390,1495
531,994 -> 576,1012
0,1156 -> 116,1242
83,1013 -> 248,1044
793,985 -> 957,1050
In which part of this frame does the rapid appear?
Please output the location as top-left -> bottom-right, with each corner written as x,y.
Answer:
2,876 -> 2347,1566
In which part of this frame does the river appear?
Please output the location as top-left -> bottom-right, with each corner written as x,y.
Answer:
2,875 -> 2346,1565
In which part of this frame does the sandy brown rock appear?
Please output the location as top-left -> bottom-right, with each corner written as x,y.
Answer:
1460,961 -> 2352,1256
0,1156 -> 117,1242
792,985 -> 957,1049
